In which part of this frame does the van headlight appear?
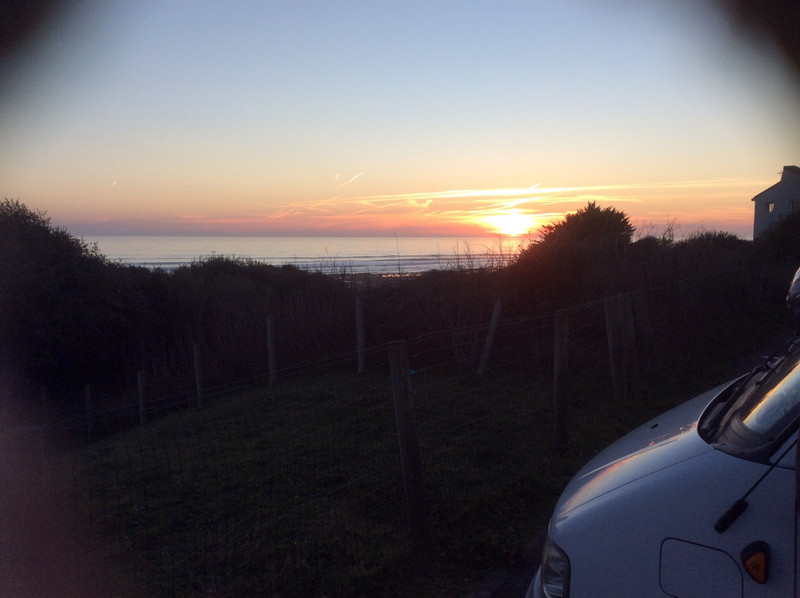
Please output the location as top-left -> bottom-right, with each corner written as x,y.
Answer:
540,533 -> 570,598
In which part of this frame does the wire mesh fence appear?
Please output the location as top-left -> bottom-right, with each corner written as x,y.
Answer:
65,369 -> 402,595
19,267 -> 787,596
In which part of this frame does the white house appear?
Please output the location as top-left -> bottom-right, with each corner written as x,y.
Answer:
752,165 -> 800,237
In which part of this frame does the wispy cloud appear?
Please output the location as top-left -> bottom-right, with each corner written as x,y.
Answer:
343,178 -> 765,208
254,176 -> 771,234
333,172 -> 365,190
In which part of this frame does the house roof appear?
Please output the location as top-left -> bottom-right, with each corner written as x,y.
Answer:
751,165 -> 800,201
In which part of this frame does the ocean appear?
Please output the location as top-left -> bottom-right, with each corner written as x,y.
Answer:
85,235 -> 526,274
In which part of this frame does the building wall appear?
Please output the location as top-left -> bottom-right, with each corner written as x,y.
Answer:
752,166 -> 800,238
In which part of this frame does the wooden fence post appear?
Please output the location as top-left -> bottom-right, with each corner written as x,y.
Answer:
137,370 -> 147,426
84,384 -> 94,440
356,296 -> 366,374
388,340 -> 427,542
553,309 -> 569,449
41,387 -> 48,432
40,387 -> 47,486
632,289 -> 654,349
193,343 -> 205,406
267,316 -> 277,385
619,293 -> 639,398
679,279 -> 694,319
477,298 -> 502,376
605,297 -> 625,402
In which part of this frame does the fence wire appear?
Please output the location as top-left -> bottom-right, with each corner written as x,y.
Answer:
22,269 -> 785,596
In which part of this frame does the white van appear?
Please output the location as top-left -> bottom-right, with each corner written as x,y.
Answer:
787,266 -> 800,325
527,333 -> 800,598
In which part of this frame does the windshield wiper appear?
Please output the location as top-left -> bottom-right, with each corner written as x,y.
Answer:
699,368 -> 766,440
701,338 -> 800,443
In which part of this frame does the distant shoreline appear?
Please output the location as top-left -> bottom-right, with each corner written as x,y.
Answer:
87,234 -> 526,275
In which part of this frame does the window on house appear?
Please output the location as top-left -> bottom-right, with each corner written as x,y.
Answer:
766,202 -> 775,213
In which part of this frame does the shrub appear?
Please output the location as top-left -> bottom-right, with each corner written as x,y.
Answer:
0,199 -> 112,395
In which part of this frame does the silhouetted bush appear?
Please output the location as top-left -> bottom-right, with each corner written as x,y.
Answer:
3,197 -> 798,425
0,199 -> 114,397
755,210 -> 800,263
505,203 -> 635,310
536,201 -> 634,247
0,201 -> 361,412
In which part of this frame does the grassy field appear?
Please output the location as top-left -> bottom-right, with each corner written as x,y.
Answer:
73,370 -> 556,596
64,298 -> 795,597
5,198 -> 799,595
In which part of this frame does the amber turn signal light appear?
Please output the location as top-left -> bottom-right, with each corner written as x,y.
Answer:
741,541 -> 770,584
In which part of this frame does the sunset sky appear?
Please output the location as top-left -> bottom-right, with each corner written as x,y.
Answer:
2,1 -> 799,239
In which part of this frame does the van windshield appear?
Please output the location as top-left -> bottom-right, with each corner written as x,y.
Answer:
740,355 -> 800,438
708,338 -> 800,459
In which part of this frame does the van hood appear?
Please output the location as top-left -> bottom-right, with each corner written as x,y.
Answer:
555,384 -> 730,518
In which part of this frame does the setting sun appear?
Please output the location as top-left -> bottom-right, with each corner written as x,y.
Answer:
483,211 -> 537,236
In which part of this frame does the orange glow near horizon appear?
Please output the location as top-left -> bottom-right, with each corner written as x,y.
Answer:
273,177 -> 774,238
5,1 -> 799,245
55,177 -> 776,240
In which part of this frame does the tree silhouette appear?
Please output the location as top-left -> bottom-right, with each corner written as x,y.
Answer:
508,202 -> 636,308
0,198 -> 111,397
537,201 -> 634,248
